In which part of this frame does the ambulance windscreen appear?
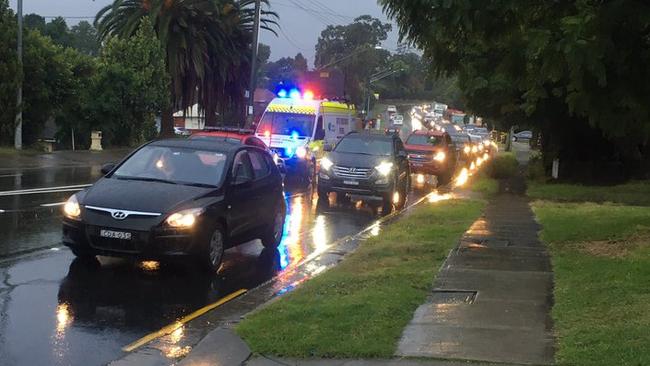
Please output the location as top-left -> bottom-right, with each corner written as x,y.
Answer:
258,112 -> 315,137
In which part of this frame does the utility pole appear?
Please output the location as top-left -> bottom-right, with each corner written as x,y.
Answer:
246,0 -> 261,127
14,0 -> 23,150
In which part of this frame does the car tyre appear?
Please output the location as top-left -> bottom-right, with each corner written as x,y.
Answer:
381,192 -> 394,215
70,246 -> 96,260
335,192 -> 351,205
262,204 -> 286,249
317,186 -> 329,199
200,224 -> 226,272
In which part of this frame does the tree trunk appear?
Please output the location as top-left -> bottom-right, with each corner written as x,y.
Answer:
160,104 -> 174,138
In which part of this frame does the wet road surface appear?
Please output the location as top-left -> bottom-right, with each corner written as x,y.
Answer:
0,113 -> 435,365
0,165 -> 429,365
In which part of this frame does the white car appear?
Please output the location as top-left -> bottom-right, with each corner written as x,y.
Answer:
393,114 -> 404,125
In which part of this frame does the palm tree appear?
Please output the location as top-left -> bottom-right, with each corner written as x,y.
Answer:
95,0 -> 277,134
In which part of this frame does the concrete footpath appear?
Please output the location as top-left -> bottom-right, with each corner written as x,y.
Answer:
396,175 -> 555,364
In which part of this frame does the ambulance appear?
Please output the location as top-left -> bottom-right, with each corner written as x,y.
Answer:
255,88 -> 357,182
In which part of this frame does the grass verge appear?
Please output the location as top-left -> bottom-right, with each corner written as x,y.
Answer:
532,188 -> 650,365
528,181 -> 650,206
471,175 -> 498,196
236,198 -> 484,358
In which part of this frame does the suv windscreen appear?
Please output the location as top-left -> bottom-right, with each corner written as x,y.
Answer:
257,112 -> 315,137
406,134 -> 444,147
335,136 -> 393,156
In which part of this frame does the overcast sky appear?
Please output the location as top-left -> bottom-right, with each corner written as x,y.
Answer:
8,0 -> 402,66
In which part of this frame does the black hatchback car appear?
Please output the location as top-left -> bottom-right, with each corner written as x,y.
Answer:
62,138 -> 286,271
317,131 -> 410,213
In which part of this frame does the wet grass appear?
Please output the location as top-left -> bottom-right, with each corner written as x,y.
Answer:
532,199 -> 650,365
471,175 -> 498,196
528,181 -> 650,206
236,198 -> 484,358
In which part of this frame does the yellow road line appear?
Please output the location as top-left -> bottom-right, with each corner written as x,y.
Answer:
122,288 -> 248,352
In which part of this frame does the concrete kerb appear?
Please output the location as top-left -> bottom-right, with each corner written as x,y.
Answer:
116,190 -> 452,366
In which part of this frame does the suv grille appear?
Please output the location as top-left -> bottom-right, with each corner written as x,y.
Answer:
332,165 -> 373,179
407,151 -> 432,162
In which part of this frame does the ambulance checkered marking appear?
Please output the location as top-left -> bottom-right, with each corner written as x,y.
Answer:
266,105 -> 316,114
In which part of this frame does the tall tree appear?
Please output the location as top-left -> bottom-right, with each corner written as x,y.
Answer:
314,15 -> 392,104
23,13 -> 45,33
0,0 -> 17,145
70,21 -> 100,56
45,16 -> 72,48
381,0 -> 650,180
96,0 -> 277,133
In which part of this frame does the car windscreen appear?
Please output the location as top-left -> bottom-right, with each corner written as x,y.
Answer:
112,145 -> 227,187
257,112 -> 315,137
406,134 -> 443,146
335,136 -> 393,156
449,134 -> 470,144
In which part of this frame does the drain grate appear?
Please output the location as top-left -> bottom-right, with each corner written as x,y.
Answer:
431,290 -> 477,304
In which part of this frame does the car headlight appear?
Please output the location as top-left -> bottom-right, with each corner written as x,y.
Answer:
471,145 -> 478,153
433,151 -> 446,162
375,161 -> 394,176
320,157 -> 334,171
63,194 -> 81,219
166,208 -> 203,228
463,145 -> 471,154
296,146 -> 307,159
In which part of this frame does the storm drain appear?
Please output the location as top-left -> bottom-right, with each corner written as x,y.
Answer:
430,290 -> 477,304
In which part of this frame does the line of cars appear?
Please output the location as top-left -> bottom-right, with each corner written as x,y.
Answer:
61,93 -> 493,273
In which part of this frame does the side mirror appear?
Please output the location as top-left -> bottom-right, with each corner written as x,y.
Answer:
398,150 -> 408,158
232,162 -> 252,186
323,144 -> 333,152
101,163 -> 116,175
314,128 -> 326,141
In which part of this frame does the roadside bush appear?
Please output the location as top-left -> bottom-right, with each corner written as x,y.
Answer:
486,152 -> 519,179
527,153 -> 546,181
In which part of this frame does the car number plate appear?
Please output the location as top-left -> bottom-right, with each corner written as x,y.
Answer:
343,180 -> 359,186
100,229 -> 132,240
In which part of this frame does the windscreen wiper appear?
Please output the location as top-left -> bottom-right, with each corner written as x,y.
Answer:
115,176 -> 178,185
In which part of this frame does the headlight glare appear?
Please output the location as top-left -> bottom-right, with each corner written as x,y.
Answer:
166,208 -> 203,228
296,146 -> 307,159
320,157 -> 334,171
375,161 -> 394,176
433,151 -> 446,162
63,194 -> 81,219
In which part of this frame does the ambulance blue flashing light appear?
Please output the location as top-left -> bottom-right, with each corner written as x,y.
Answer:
289,88 -> 301,99
277,89 -> 288,98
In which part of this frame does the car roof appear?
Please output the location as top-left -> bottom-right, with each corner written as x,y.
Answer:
347,130 -> 395,140
150,138 -> 242,153
192,131 -> 248,139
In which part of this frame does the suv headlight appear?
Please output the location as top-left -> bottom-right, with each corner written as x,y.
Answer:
63,194 -> 81,219
375,161 -> 394,176
320,157 -> 334,171
166,208 -> 204,228
433,151 -> 446,162
296,146 -> 307,159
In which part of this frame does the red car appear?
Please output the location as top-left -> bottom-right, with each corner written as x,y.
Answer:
404,130 -> 457,185
190,128 -> 287,172
190,128 -> 268,149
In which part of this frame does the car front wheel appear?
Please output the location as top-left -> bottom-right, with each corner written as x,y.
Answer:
262,204 -> 285,248
200,225 -> 225,272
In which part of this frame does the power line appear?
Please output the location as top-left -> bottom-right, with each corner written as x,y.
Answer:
278,26 -> 310,52
303,0 -> 352,22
